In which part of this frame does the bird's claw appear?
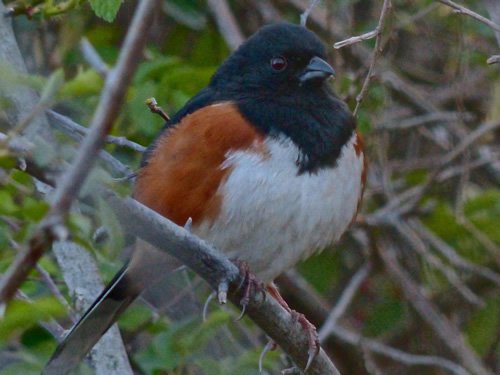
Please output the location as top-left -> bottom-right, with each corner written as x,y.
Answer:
290,311 -> 320,372
202,292 -> 216,322
232,260 -> 265,319
259,339 -> 277,373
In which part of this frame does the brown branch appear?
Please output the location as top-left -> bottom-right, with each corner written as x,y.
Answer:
145,97 -> 170,122
0,0 -> 159,304
436,0 -> 500,33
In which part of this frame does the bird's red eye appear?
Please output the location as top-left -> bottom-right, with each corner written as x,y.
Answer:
271,56 -> 287,71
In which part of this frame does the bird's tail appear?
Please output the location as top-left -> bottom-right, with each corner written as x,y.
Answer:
42,243 -> 174,375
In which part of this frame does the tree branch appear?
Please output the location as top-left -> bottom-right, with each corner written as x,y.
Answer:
101,187 -> 341,375
353,0 -> 392,117
0,0 -> 159,304
206,0 -> 244,51
436,0 -> 500,33
377,239 -> 495,375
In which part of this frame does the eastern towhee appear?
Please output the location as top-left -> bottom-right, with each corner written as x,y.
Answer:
43,22 -> 366,374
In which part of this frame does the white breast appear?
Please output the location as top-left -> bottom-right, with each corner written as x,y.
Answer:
194,132 -> 364,284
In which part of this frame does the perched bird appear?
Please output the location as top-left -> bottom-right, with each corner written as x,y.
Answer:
43,22 -> 365,374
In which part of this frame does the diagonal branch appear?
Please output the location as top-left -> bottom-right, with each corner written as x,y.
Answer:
0,0 -> 159,304
353,0 -> 392,117
436,0 -> 500,33
102,188 -> 341,375
377,239 -> 495,375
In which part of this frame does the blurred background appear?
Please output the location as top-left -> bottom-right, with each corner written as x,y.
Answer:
0,0 -> 499,374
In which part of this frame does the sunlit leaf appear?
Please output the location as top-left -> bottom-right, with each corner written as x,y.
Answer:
88,0 -> 123,22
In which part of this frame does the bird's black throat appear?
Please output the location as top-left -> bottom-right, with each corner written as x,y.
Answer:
235,85 -> 356,173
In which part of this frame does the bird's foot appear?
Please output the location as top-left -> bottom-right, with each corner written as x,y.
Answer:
232,260 -> 266,320
290,310 -> 320,372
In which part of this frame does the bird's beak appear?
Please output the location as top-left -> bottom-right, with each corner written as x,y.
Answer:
298,56 -> 336,83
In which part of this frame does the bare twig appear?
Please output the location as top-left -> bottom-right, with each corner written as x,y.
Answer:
47,110 -> 146,153
378,240 -> 495,375
334,30 -> 379,49
436,0 -> 500,33
378,111 -> 474,130
0,0 -> 159,304
47,112 -> 135,177
330,325 -> 471,375
410,219 -> 500,284
146,97 -> 170,122
35,264 -> 76,321
79,37 -> 109,77
206,0 -> 244,51
300,0 -> 320,27
487,55 -> 500,64
16,290 -> 67,340
393,221 -> 484,306
353,0 -> 392,117
318,263 -> 371,342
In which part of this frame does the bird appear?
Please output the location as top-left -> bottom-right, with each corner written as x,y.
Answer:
42,22 -> 366,374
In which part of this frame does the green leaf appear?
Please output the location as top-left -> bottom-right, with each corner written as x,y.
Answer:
0,155 -> 18,169
97,197 -> 125,260
363,298 -> 407,337
466,297 -> 500,356
0,191 -> 18,215
134,56 -> 181,84
22,198 -> 49,222
118,305 -> 152,331
162,0 -> 207,30
39,69 -> 64,106
88,0 -> 123,22
60,68 -> 104,97
0,298 -> 65,342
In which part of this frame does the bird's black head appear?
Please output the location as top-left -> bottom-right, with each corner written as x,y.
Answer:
151,23 -> 355,173
210,23 -> 335,94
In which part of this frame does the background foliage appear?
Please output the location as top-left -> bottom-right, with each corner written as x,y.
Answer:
0,0 -> 499,374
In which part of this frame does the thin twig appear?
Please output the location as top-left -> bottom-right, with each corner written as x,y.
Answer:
15,290 -> 67,340
331,325 -> 471,375
410,219 -> 500,284
47,112 -> 134,177
353,0 -> 392,117
377,111 -> 474,130
436,0 -> 500,33
47,110 -> 146,153
334,30 -> 378,49
145,97 -> 170,122
0,0 -> 159,304
206,0 -> 244,51
79,37 -> 109,77
318,263 -> 371,342
486,55 -> 500,65
378,239 -> 495,375
35,264 -> 76,321
300,0 -> 321,27
393,220 -> 484,306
